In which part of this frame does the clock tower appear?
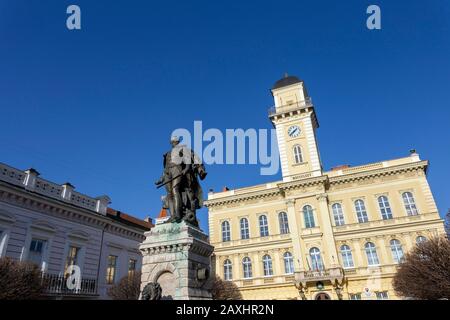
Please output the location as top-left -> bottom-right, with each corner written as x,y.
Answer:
269,74 -> 322,181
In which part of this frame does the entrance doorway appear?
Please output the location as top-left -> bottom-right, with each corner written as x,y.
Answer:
315,292 -> 331,300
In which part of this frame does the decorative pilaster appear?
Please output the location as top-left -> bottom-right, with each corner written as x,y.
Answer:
315,193 -> 339,264
285,199 -> 304,271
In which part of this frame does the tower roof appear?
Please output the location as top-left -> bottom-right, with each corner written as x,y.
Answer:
272,74 -> 302,90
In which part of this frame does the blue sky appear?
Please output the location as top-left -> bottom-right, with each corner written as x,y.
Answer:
1,0 -> 449,232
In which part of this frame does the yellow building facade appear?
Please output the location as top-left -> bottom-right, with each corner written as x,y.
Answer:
205,75 -> 445,300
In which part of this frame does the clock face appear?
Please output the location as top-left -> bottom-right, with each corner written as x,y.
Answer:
287,125 -> 301,137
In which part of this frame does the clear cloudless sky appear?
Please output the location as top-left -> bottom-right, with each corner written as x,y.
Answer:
0,0 -> 449,232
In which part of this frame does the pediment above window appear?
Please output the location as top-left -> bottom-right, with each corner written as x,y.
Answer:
68,230 -> 90,242
30,220 -> 57,233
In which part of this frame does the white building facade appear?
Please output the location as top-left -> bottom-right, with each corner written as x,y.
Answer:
0,162 -> 152,299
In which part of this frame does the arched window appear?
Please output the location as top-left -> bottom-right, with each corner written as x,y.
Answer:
262,255 -> 273,276
223,259 -> 232,281
365,242 -> 380,266
354,199 -> 369,223
402,192 -> 418,216
259,215 -> 269,237
332,203 -> 345,226
221,221 -> 230,242
378,196 -> 393,220
293,145 -> 303,164
240,218 -> 249,240
278,212 -> 290,234
390,239 -> 404,263
340,245 -> 354,268
416,236 -> 427,244
283,252 -> 294,274
303,205 -> 315,228
309,247 -> 324,271
242,257 -> 252,279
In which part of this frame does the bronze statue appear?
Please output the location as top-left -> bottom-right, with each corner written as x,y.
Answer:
155,136 -> 207,227
141,282 -> 162,300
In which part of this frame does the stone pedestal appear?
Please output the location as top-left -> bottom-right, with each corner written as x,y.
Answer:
139,221 -> 214,300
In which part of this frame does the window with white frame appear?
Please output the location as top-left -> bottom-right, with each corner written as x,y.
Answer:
390,239 -> 404,263
262,255 -> 273,276
283,252 -> 294,274
221,221 -> 231,242
28,238 -> 46,268
340,245 -> 354,268
378,196 -> 393,220
309,247 -> 324,271
106,255 -> 118,284
376,291 -> 389,300
278,212 -> 289,234
354,199 -> 369,223
240,218 -> 249,240
259,215 -> 269,237
223,259 -> 232,281
293,145 -> 303,164
364,242 -> 380,266
402,192 -> 419,216
332,203 -> 345,226
303,205 -> 315,228
242,257 -> 252,279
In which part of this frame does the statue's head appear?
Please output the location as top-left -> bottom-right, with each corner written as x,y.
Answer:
170,136 -> 181,147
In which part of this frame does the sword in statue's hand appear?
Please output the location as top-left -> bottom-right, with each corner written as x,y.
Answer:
155,173 -> 183,189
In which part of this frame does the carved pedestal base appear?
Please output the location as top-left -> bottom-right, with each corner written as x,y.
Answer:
139,221 -> 214,300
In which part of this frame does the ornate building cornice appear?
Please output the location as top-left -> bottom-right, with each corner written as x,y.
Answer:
205,160 -> 428,210
328,161 -> 428,185
277,175 -> 327,192
204,188 -> 281,208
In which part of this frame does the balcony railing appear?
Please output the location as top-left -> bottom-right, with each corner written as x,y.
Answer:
268,97 -> 313,116
42,273 -> 98,296
295,266 -> 344,286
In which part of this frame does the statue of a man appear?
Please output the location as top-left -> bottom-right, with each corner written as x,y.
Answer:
155,136 -> 207,226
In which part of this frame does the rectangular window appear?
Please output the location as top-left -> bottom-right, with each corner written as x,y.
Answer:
65,246 -> 80,275
349,293 -> 361,300
106,255 -> 118,284
128,259 -> 137,278
376,291 -> 389,300
28,238 -> 46,267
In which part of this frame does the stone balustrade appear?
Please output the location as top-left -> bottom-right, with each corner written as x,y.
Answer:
0,162 -> 110,215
